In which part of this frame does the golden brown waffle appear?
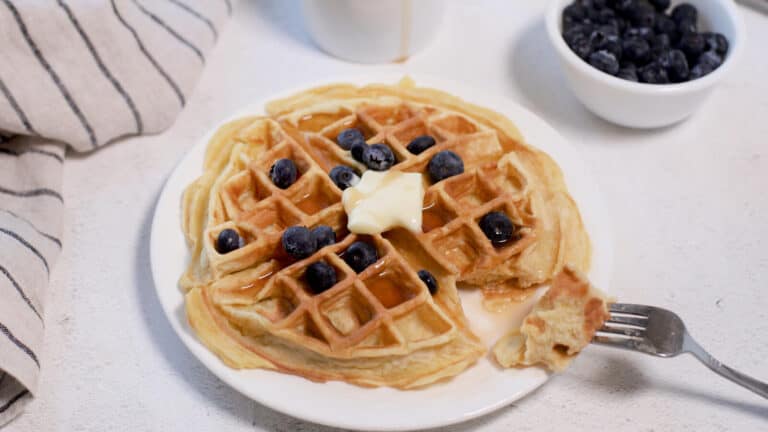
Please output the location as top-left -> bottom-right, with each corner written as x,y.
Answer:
265,81 -> 590,291
180,79 -> 591,388
277,97 -> 540,284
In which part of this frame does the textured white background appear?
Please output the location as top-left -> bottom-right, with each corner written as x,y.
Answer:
8,1 -> 768,431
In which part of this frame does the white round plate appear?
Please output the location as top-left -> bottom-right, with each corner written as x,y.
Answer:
150,74 -> 613,431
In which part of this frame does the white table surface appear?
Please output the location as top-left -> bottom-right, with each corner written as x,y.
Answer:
8,1 -> 768,431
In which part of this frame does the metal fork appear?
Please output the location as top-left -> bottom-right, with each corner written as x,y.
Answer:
593,303 -> 768,399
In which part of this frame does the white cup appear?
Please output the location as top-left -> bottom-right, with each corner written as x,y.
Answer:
302,0 -> 446,63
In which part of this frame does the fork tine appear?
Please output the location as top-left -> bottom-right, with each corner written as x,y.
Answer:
593,334 -> 642,350
598,324 -> 646,338
609,303 -> 652,317
606,314 -> 647,328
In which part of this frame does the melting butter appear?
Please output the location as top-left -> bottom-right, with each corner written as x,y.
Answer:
342,171 -> 424,235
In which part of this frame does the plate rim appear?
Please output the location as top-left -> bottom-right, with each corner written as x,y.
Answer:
149,73 -> 614,431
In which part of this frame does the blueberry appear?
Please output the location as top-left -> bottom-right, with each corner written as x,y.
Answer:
590,31 -> 622,59
329,165 -> 360,190
479,212 -> 516,246
336,128 -> 365,150
649,0 -> 670,12
566,34 -> 594,59
617,66 -> 639,82
282,226 -> 315,260
562,19 -> 582,34
639,62 -> 670,84
362,143 -> 396,171
269,159 -> 298,189
689,62 -> 714,80
595,8 -> 616,25
624,26 -> 653,42
651,45 -> 669,62
654,14 -> 676,37
350,142 -> 367,162
619,61 -> 637,72
566,18 -> 592,30
305,261 -> 337,294
562,17 -> 579,30
614,0 -> 636,16
671,3 -> 697,25
650,33 -> 671,56
406,135 -> 437,155
563,3 -> 588,23
417,270 -> 438,295
588,50 -> 620,75
698,50 -> 723,69
585,6 -> 601,23
564,23 -> 594,42
622,37 -> 650,64
596,24 -> 620,37
703,32 -> 728,56
600,20 -> 620,37
615,17 -> 628,33
311,226 -> 336,249
676,18 -> 697,37
564,25 -> 594,58
588,29 -> 609,46
343,241 -> 378,273
428,150 -> 464,183
677,32 -> 705,62
628,1 -> 655,28
659,49 -> 689,82
216,228 -> 243,254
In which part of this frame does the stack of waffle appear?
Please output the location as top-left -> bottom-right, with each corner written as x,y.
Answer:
180,79 -> 591,388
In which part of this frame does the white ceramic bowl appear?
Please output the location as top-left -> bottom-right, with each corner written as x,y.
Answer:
545,0 -> 744,128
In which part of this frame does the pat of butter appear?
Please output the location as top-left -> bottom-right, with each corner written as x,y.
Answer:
342,171 -> 424,235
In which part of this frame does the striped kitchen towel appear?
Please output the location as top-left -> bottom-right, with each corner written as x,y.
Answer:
0,0 -> 233,426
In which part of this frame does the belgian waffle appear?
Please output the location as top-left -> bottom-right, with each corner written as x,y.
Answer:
265,80 -> 590,290
180,79 -> 591,388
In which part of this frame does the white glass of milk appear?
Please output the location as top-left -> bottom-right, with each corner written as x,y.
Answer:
302,0 -> 446,63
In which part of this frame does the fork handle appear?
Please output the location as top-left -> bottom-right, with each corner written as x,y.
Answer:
684,334 -> 768,399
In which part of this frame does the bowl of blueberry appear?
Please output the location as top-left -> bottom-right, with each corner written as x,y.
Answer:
546,0 -> 743,128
